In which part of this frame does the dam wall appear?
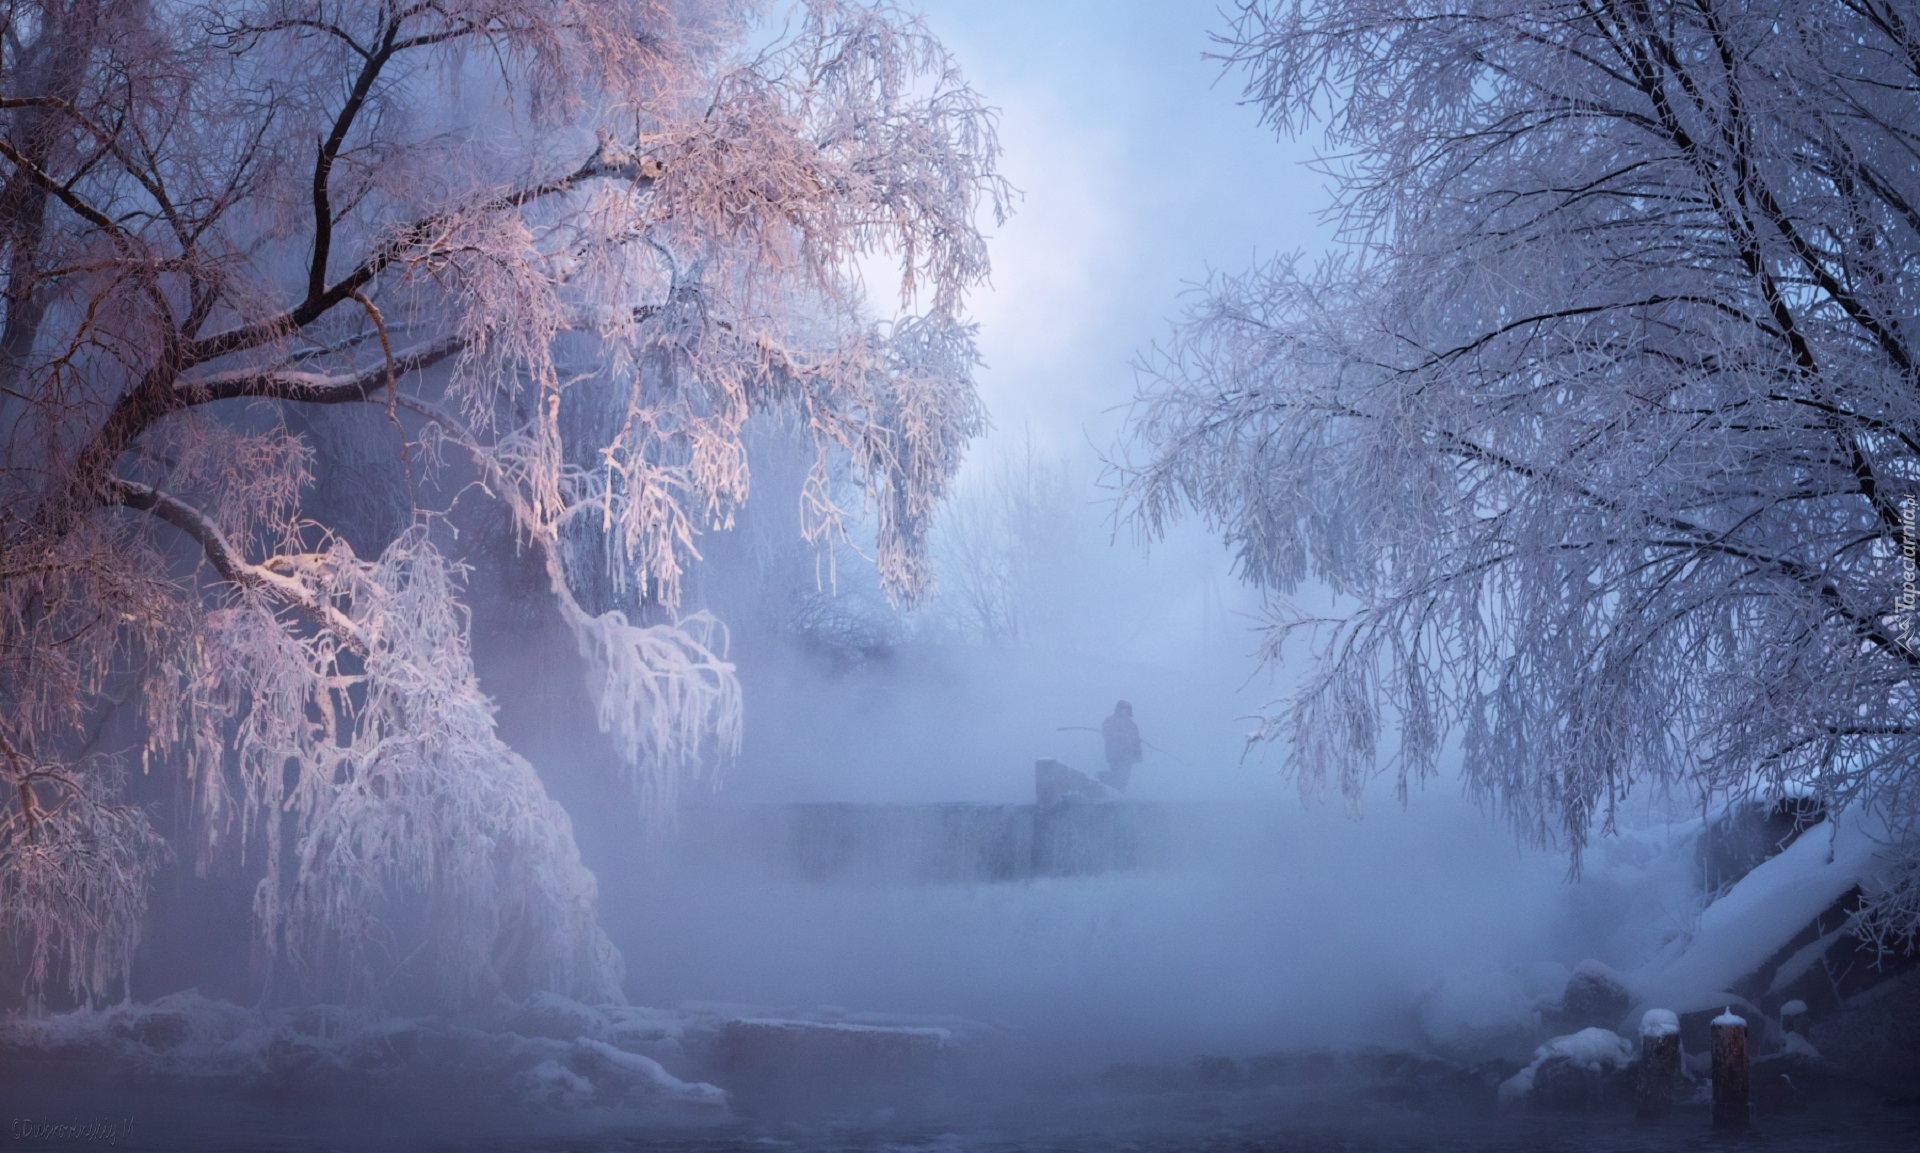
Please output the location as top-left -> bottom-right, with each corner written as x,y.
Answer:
671,802 -> 1178,884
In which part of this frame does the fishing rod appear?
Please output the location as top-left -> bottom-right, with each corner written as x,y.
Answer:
1055,726 -> 1190,766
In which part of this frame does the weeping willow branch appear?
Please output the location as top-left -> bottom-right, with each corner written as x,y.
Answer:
0,0 -> 1003,1006
103,477 -> 370,652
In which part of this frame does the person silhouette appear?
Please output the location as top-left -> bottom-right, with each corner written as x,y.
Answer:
1099,700 -> 1143,793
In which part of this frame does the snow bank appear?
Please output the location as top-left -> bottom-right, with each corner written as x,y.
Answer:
0,994 -> 993,1114
508,991 -> 613,1041
1629,807 -> 1884,1016
728,1017 -> 955,1045
0,991 -> 378,1079
516,1058 -> 596,1106
0,993 -> 726,1111
572,1037 -> 726,1103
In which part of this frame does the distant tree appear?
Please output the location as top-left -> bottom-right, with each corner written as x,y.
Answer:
925,427 -> 1075,647
0,0 -> 1003,1005
1121,0 -> 1920,936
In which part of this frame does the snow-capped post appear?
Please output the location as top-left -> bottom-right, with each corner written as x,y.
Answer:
1636,1009 -> 1681,1119
1711,1008 -> 1749,1130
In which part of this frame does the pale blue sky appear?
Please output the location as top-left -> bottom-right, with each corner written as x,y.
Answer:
900,1 -> 1332,730
912,0 -> 1329,461
740,2 -> 1349,799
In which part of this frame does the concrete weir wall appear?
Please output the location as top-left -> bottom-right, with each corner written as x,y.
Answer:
674,803 -> 1176,884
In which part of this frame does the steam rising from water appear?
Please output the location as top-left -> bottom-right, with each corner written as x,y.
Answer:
594,640 -> 1690,1073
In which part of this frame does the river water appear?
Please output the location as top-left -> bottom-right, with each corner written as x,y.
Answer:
4,1055 -> 1916,1152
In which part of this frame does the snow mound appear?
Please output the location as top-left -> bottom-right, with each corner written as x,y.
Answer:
1498,1027 -> 1635,1103
516,1058 -> 596,1106
1638,1008 -> 1678,1038
0,993 -> 728,1112
1779,1032 -> 1824,1061
508,991 -> 613,1041
0,991 -> 409,1079
572,1037 -> 726,1103
0,994 -> 997,1114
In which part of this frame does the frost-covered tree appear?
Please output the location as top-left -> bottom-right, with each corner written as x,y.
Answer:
922,428 -> 1075,647
0,0 -> 1003,1004
1121,0 -> 1920,935
684,413 -> 911,661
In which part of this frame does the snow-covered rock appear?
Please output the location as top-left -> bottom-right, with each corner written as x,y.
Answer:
1806,973 -> 1920,1094
715,1017 -> 954,1116
1498,1027 -> 1636,1109
1779,1031 -> 1822,1061
1558,960 -> 1632,1031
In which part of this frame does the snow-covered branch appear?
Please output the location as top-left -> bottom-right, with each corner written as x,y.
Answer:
104,478 -> 371,653
1122,0 -> 1920,917
179,337 -> 467,407
0,0 -> 1002,1005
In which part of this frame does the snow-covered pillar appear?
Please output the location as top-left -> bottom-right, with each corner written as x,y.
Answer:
1636,1009 -> 1681,1119
1710,1008 -> 1749,1130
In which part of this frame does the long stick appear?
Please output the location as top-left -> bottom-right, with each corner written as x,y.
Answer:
1054,726 -> 1190,766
